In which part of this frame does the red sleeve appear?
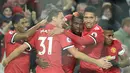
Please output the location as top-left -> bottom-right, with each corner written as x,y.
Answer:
87,30 -> 104,44
115,40 -> 125,56
28,31 -> 38,48
58,34 -> 74,50
64,30 -> 95,46
5,31 -> 16,44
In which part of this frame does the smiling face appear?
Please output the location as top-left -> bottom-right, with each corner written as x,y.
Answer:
53,12 -> 65,28
84,12 -> 96,29
3,7 -> 12,18
71,17 -> 83,36
15,18 -> 29,33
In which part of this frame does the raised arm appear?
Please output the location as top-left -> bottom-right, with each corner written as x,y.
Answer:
13,19 -> 47,42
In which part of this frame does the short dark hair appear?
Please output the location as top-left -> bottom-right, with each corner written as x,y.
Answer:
12,13 -> 24,25
72,12 -> 83,21
121,17 -> 130,27
84,6 -> 97,15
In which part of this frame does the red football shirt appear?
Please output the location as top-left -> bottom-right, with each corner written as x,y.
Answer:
80,24 -> 104,72
29,24 -> 74,73
62,30 -> 85,73
102,40 -> 124,73
4,30 -> 30,73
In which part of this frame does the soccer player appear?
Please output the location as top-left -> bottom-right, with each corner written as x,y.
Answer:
4,13 -> 47,73
62,12 -> 84,73
49,6 -> 105,73
3,9 -> 112,73
102,30 -> 130,73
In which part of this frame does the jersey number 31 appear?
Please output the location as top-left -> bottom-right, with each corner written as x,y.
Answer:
38,37 -> 53,55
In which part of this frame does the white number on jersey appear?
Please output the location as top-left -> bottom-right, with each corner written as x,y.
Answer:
38,37 -> 53,55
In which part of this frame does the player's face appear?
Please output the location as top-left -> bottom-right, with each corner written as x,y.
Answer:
17,18 -> 30,33
84,12 -> 96,29
56,12 -> 65,28
104,30 -> 114,45
3,7 -> 12,18
71,17 -> 83,36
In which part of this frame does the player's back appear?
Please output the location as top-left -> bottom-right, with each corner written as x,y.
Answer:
34,24 -> 73,73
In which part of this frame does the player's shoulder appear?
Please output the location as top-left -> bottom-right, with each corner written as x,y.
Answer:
92,24 -> 103,31
112,39 -> 122,49
57,33 -> 72,42
5,30 -> 15,36
113,38 -> 121,45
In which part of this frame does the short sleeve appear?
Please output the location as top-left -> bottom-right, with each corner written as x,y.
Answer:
59,34 -> 74,50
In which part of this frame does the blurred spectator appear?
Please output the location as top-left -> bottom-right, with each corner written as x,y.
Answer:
76,3 -> 87,13
86,0 -> 104,17
0,0 -> 7,10
98,2 -> 120,31
0,5 -> 13,23
103,1 -> 124,23
107,0 -> 129,19
114,17 -> 130,56
114,17 -> 130,73
126,0 -> 130,16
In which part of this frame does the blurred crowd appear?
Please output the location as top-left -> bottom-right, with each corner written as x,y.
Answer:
0,0 -> 130,73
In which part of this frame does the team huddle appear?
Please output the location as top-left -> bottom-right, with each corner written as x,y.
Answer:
2,6 -> 130,73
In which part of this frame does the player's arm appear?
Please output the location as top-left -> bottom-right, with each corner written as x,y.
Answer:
49,28 -> 95,46
64,30 -> 96,46
118,45 -> 130,67
67,47 -> 112,69
2,43 -> 29,67
13,19 -> 47,42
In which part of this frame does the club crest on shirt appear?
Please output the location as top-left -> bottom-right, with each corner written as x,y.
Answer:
111,47 -> 116,53
67,37 -> 71,42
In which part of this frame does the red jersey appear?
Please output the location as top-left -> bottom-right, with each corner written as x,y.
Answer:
29,24 -> 74,73
102,40 -> 124,73
62,29 -> 85,73
80,24 -> 104,73
4,30 -> 30,73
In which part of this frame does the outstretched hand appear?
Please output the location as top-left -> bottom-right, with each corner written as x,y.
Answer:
96,57 -> 112,69
2,59 -> 9,67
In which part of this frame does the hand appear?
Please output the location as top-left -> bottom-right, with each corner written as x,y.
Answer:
24,4 -> 31,18
32,11 -> 37,22
96,58 -> 112,69
37,19 -> 47,26
36,57 -> 50,69
2,59 -> 9,67
48,27 -> 64,36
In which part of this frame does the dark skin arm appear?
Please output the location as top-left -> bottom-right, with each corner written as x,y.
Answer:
36,56 -> 50,68
13,19 -> 47,42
